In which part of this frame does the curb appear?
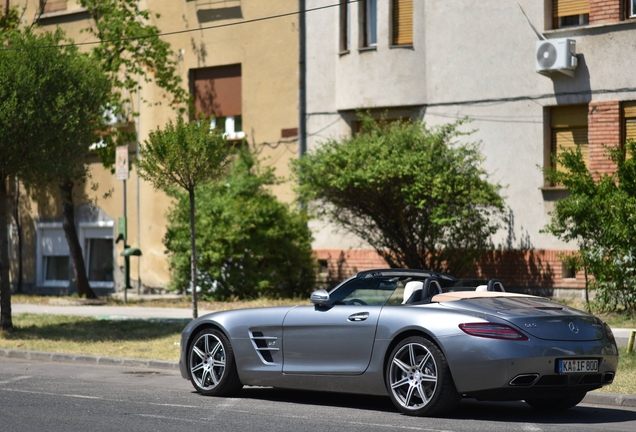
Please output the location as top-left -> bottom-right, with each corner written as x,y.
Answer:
583,391 -> 636,408
0,348 -> 179,371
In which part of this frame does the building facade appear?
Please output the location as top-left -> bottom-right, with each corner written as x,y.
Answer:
306,0 -> 636,295
7,0 -> 300,294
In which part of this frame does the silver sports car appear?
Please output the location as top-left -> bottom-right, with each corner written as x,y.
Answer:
179,269 -> 619,416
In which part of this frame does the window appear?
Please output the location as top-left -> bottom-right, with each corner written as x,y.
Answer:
41,0 -> 67,14
392,0 -> 413,46
623,101 -> 636,156
360,0 -> 377,48
191,64 -> 244,140
83,232 -> 114,286
340,0 -> 351,52
552,0 -> 589,28
38,226 -> 70,286
631,0 -> 636,18
550,105 -> 589,177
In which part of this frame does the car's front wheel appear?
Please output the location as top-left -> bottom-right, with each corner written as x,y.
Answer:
187,328 -> 242,396
386,336 -> 460,416
525,391 -> 587,411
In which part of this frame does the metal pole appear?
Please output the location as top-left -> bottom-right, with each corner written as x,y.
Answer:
123,178 -> 127,305
136,73 -> 142,296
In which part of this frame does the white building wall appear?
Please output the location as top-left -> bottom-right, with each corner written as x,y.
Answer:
306,0 -> 636,253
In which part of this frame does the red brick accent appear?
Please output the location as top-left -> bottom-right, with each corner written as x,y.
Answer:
466,249 -> 586,289
588,101 -> 621,176
589,0 -> 623,24
314,249 -> 388,282
314,248 -> 586,290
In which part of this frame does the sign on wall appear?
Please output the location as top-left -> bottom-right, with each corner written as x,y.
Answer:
116,145 -> 129,180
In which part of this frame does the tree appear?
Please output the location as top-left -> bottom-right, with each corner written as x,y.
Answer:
23,0 -> 189,300
543,141 -> 636,312
0,28 -> 111,328
137,117 -> 232,318
164,150 -> 316,300
293,115 -> 506,276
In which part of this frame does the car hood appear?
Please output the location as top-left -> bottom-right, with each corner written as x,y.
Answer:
441,296 -> 604,341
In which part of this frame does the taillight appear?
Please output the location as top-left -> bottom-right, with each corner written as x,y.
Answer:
603,322 -> 616,343
459,323 -> 529,341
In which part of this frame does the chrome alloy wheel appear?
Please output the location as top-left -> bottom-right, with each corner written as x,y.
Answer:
189,332 -> 227,391
388,342 -> 438,411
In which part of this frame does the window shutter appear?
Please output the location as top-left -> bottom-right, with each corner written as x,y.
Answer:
42,0 -> 67,13
392,0 -> 413,46
553,0 -> 590,18
192,64 -> 242,118
623,101 -> 636,158
551,105 -> 589,173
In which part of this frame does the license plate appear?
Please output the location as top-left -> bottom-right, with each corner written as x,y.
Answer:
558,359 -> 599,374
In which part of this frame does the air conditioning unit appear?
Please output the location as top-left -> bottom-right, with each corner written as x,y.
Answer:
536,38 -> 577,77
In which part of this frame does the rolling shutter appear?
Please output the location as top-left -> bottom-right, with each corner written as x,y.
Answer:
43,0 -> 67,13
623,101 -> 636,158
392,0 -> 413,46
551,105 -> 589,173
192,64 -> 242,118
553,0 -> 589,18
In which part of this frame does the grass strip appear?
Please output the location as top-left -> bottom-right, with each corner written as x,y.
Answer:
0,314 -> 183,361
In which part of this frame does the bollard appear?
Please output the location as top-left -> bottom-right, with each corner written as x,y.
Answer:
628,330 -> 635,354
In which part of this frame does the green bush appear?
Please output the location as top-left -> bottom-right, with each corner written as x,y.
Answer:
164,151 -> 316,300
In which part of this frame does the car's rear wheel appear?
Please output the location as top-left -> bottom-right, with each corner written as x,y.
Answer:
525,391 -> 587,411
386,336 -> 460,416
188,328 -> 242,396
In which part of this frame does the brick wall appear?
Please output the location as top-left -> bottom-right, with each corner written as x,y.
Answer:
589,0 -> 623,24
588,100 -> 621,176
315,248 -> 586,290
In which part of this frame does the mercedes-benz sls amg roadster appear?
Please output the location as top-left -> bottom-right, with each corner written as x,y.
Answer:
179,269 -> 619,416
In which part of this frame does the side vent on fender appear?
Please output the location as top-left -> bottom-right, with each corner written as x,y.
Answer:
250,331 -> 279,364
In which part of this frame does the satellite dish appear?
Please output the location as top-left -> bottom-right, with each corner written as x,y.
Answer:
536,42 -> 557,69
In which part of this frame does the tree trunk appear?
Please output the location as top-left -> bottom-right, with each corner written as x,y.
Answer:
189,188 -> 198,319
0,175 -> 13,330
59,179 -> 98,299
13,176 -> 22,293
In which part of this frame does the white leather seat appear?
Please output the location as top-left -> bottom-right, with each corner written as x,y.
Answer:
476,285 -> 488,291
402,281 -> 424,304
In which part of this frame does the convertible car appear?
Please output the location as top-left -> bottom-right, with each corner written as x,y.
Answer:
179,269 -> 619,416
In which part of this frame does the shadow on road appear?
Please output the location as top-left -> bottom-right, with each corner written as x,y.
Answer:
231,388 -> 636,424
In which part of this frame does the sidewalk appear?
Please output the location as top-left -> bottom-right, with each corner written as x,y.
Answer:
11,303 -> 213,322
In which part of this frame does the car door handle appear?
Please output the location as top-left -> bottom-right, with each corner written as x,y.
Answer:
348,312 -> 369,322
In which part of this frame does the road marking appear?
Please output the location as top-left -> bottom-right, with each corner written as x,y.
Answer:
0,388 -> 196,407
521,425 -> 543,431
0,375 -> 31,385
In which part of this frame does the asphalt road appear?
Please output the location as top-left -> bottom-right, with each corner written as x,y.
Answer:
1,357 -> 636,432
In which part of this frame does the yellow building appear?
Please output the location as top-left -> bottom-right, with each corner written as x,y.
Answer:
9,0 -> 300,294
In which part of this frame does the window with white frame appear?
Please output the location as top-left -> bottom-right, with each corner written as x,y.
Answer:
361,0 -> 377,48
81,225 -> 115,288
191,64 -> 244,140
630,0 -> 636,18
38,225 -> 70,286
552,0 -> 589,29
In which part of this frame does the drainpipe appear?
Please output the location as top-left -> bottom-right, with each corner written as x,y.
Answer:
298,0 -> 307,160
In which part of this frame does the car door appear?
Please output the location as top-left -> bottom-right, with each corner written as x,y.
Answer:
281,276 -> 397,375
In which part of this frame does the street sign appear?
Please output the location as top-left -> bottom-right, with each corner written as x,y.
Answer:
116,145 -> 129,180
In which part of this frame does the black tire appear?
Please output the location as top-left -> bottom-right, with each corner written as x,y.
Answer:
187,328 -> 242,396
525,391 -> 587,411
385,336 -> 460,416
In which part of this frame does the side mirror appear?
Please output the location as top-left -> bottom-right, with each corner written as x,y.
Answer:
310,289 -> 330,307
